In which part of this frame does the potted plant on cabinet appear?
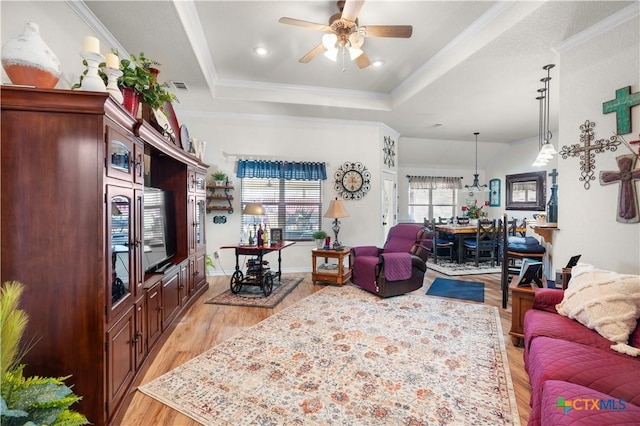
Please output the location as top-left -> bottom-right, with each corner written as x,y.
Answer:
118,52 -> 177,116
312,230 -> 327,249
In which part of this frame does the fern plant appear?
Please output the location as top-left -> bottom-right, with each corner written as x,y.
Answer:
0,281 -> 88,426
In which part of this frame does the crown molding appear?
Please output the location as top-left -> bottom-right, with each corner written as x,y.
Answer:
553,2 -> 640,53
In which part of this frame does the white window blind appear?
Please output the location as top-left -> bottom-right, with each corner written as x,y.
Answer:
241,178 -> 323,241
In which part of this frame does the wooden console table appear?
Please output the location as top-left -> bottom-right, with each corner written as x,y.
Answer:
311,247 -> 352,285
509,276 -> 545,346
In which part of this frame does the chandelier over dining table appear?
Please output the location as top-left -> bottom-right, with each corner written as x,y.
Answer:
465,132 -> 488,193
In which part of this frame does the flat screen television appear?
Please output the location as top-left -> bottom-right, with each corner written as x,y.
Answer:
142,187 -> 177,273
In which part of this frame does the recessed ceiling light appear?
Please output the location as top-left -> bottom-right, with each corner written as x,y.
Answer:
253,46 -> 270,56
371,59 -> 385,67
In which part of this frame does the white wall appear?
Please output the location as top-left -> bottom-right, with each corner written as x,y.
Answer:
182,113 -> 390,274
553,14 -> 640,274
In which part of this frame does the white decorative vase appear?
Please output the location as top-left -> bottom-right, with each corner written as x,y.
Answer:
1,22 -> 61,88
315,239 -> 324,249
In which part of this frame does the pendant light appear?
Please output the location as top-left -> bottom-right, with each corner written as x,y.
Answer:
533,64 -> 556,166
465,132 -> 488,193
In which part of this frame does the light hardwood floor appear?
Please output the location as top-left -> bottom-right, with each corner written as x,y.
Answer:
121,270 -> 532,425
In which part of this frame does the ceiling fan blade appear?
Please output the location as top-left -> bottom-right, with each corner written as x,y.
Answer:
354,52 -> 370,69
341,0 -> 365,22
361,25 -> 413,38
279,17 -> 331,32
299,44 -> 327,63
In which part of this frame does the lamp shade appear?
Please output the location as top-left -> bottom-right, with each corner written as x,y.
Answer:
323,198 -> 350,219
242,202 -> 265,216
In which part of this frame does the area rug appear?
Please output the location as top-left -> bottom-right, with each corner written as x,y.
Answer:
204,276 -> 303,308
428,258 -> 501,276
426,277 -> 485,303
140,285 -> 520,425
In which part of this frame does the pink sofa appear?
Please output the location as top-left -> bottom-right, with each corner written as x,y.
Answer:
523,288 -> 640,425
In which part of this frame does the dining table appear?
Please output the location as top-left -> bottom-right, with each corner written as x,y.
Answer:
435,222 -> 527,263
435,225 -> 477,263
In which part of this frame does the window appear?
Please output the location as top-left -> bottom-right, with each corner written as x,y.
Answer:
408,187 -> 458,222
407,175 -> 462,222
241,178 -> 323,241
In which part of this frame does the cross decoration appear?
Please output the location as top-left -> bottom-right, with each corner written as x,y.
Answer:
602,86 -> 640,135
599,154 -> 640,223
559,120 -> 621,189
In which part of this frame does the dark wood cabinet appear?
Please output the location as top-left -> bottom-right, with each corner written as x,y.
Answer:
161,266 -> 181,328
0,86 -> 209,426
106,306 -> 136,419
145,280 -> 163,351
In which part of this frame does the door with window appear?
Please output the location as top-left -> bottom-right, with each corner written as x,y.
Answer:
382,172 -> 396,238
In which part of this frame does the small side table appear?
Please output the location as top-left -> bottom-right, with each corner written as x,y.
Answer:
311,247 -> 352,285
509,276 -> 545,346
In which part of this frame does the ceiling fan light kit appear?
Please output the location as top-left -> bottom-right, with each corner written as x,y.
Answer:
279,0 -> 412,69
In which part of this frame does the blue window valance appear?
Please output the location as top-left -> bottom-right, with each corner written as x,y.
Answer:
236,160 -> 327,181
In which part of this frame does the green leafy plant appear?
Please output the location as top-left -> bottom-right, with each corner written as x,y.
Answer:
312,230 -> 327,240
119,52 -> 177,110
0,281 -> 88,426
205,254 -> 215,273
212,172 -> 227,182
71,50 -> 177,110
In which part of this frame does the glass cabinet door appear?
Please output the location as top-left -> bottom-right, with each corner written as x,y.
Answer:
106,125 -> 143,183
195,197 -> 206,249
108,187 -> 133,321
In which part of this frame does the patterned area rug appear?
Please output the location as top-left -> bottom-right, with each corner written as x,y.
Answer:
428,259 -> 501,276
426,277 -> 485,302
204,276 -> 303,308
140,285 -> 520,425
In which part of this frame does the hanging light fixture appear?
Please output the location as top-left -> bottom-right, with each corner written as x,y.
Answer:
465,132 -> 488,193
321,32 -> 365,63
533,64 -> 556,166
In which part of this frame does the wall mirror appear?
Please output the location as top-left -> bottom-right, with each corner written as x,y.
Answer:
505,171 -> 546,211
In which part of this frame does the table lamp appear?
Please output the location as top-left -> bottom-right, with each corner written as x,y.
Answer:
242,202 -> 265,244
323,198 -> 349,249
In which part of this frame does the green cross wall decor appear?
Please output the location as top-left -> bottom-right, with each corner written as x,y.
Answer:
602,86 -> 640,135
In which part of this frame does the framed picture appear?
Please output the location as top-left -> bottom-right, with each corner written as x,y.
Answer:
489,178 -> 501,207
517,259 -> 543,287
505,171 -> 546,211
270,228 -> 283,243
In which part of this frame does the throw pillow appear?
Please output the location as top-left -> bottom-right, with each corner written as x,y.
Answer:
556,263 -> 640,356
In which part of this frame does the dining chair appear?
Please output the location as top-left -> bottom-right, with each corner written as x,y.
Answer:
463,219 -> 499,267
427,218 -> 454,264
456,216 -> 470,226
499,213 -> 546,308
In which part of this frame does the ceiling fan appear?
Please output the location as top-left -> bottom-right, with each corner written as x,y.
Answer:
279,0 -> 412,69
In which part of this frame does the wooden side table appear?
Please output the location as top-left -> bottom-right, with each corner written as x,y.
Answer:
509,276 -> 544,346
311,247 -> 352,285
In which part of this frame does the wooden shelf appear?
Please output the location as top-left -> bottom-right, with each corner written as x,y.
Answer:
530,225 -> 558,243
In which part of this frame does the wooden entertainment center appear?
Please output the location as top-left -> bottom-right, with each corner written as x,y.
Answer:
0,86 -> 208,425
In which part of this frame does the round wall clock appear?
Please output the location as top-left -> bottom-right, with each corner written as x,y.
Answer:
383,136 -> 395,168
334,162 -> 371,200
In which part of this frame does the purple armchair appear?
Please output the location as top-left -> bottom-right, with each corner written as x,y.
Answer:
350,223 -> 431,297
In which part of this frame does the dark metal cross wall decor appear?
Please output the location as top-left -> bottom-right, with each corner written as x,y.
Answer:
599,154 -> 640,223
559,120 -> 621,189
383,136 -> 395,168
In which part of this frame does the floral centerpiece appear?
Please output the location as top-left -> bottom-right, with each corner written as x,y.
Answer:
462,200 -> 488,219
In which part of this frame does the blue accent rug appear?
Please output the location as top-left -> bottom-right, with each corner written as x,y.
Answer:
426,278 -> 485,303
